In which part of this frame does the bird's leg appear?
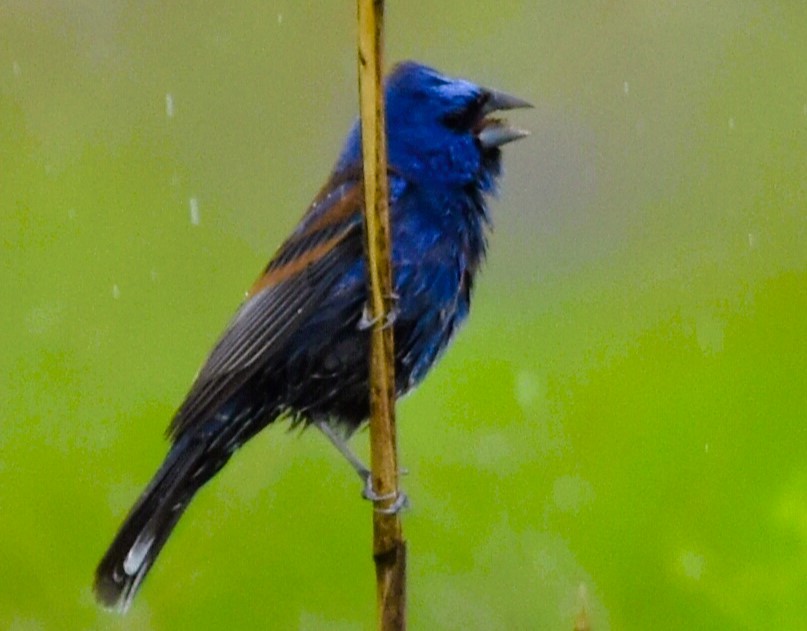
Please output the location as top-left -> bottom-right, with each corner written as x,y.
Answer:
357,292 -> 400,331
315,420 -> 370,481
315,420 -> 409,513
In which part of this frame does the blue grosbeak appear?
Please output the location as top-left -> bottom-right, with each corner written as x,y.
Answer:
95,61 -> 530,611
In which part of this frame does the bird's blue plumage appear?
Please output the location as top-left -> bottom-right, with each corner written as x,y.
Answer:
95,60 -> 529,611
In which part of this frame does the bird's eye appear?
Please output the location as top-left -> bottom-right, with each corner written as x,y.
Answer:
442,93 -> 488,131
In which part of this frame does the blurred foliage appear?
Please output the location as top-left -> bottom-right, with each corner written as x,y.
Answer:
1,2 -> 805,629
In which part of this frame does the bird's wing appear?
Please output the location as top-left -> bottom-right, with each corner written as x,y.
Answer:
167,176 -> 365,440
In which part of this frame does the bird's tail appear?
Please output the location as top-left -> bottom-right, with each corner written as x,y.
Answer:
94,434 -> 223,612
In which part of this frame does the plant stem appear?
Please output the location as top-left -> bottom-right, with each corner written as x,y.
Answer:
356,1 -> 406,629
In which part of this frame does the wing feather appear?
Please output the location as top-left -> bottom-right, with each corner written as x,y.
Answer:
167,180 -> 364,440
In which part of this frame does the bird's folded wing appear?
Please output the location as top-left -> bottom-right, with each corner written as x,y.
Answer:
167,178 -> 365,440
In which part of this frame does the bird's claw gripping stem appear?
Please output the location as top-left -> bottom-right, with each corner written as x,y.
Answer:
361,472 -> 410,514
316,420 -> 409,513
357,292 -> 400,331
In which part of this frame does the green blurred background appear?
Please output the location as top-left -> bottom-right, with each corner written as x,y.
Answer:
1,2 -> 805,629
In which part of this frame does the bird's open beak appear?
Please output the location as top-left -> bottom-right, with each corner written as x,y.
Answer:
477,89 -> 532,149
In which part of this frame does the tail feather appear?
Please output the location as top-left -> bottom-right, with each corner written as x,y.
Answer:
94,436 -> 211,612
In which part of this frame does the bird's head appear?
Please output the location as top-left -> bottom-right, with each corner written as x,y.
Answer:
337,61 -> 531,189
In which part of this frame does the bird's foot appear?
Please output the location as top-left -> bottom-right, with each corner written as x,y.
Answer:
357,293 -> 400,331
376,492 -> 410,515
361,472 -> 410,514
315,420 -> 409,513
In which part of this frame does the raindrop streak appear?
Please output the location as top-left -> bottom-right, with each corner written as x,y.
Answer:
166,93 -> 175,118
623,81 -> 629,95
67,208 -> 77,220
277,13 -> 283,24
728,117 -> 735,130
12,61 -> 21,76
189,197 -> 200,225
112,284 -> 121,299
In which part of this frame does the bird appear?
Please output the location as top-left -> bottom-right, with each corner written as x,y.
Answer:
94,60 -> 530,612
